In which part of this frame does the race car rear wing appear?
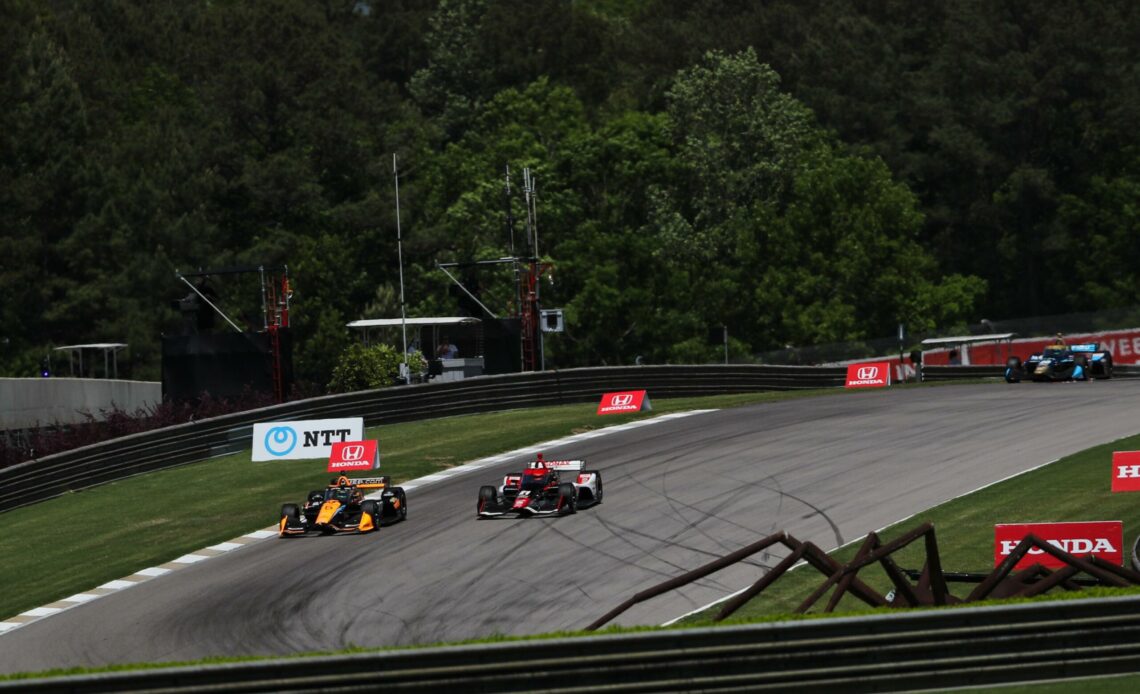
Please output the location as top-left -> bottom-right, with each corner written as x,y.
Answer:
329,475 -> 389,490
1070,343 -> 1101,353
352,477 -> 390,489
537,460 -> 585,471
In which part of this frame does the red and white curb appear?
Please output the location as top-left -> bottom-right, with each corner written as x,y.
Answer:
0,410 -> 714,636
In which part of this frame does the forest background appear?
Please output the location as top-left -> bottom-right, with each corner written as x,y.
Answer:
2,0 -> 1138,392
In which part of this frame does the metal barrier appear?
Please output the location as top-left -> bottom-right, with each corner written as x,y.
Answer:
922,363 -> 1140,382
7,594 -> 1140,692
4,362 -> 1134,513
0,365 -> 845,512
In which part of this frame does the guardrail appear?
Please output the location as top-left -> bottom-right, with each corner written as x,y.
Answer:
7,594 -> 1140,692
4,362 -> 1134,513
0,365 -> 845,512
921,363 -> 1140,381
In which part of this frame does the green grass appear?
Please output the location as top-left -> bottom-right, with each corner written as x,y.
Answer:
680,430 -> 1140,624
0,389 -> 832,622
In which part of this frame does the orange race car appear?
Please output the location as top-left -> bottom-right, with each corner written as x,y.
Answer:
278,475 -> 407,537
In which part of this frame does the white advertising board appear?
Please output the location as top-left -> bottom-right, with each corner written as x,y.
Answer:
252,418 -> 364,461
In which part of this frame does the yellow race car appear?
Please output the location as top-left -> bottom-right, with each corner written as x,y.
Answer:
279,475 -> 407,537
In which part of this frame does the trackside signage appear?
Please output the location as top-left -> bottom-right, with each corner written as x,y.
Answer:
1111,451 -> 1140,492
994,521 -> 1123,569
327,440 -> 380,473
845,362 -> 890,389
252,418 -> 364,461
597,390 -> 651,415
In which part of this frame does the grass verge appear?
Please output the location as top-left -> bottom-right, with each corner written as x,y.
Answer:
0,389 -> 832,622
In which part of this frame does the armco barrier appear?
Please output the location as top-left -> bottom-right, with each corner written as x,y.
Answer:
0,365 -> 845,512
6,594 -> 1140,692
922,363 -> 1140,382
4,363 -> 1134,513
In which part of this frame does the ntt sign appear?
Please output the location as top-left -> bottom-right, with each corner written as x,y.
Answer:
252,418 -> 364,461
845,362 -> 891,389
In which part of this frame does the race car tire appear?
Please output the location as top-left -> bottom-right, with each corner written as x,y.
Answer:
558,482 -> 577,515
1097,354 -> 1114,380
360,500 -> 381,531
478,485 -> 497,516
1076,355 -> 1090,380
1004,356 -> 1022,384
588,470 -> 603,504
395,487 -> 408,521
279,503 -> 301,537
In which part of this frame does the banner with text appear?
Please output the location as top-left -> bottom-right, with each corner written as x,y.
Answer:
845,362 -> 890,389
252,418 -> 364,461
597,390 -> 651,415
328,440 -> 380,473
994,521 -> 1123,569
1111,451 -> 1140,492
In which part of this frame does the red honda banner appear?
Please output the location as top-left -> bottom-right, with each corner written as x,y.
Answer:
327,440 -> 380,472
1112,451 -> 1140,492
845,362 -> 890,389
597,390 -> 651,415
994,521 -> 1123,569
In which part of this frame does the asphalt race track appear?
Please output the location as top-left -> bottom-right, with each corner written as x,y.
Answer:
3,382 -> 1140,674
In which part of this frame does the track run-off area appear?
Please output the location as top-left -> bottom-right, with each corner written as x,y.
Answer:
2,381 -> 1139,675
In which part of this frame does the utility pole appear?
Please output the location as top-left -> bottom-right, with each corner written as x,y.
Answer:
394,154 -> 409,374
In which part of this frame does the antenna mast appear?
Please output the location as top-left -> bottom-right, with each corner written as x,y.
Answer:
393,154 -> 409,368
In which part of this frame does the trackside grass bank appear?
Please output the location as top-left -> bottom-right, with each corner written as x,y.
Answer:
679,430 -> 1140,624
0,389 -> 833,623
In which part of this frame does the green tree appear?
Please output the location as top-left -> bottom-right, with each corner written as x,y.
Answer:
655,49 -> 985,355
327,342 -> 405,393
0,23 -> 91,374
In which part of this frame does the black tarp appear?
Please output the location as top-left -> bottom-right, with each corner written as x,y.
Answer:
162,330 -> 292,402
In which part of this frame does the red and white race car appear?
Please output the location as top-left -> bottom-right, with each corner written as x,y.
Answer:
477,454 -> 603,518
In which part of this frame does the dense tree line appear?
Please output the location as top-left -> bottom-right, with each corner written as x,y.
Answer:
2,0 -> 1135,389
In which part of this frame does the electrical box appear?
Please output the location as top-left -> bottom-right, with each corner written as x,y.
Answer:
540,309 -> 564,333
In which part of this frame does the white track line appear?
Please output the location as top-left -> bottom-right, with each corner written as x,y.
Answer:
1,409 -> 715,636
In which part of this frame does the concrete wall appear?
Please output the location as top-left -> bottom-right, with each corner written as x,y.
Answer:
0,378 -> 162,430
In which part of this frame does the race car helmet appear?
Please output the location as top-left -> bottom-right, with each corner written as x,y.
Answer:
521,470 -> 550,492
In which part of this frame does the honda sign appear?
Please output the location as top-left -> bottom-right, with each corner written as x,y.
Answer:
994,521 -> 1122,569
597,390 -> 651,415
845,362 -> 891,389
1111,451 -> 1140,492
328,440 -> 380,472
